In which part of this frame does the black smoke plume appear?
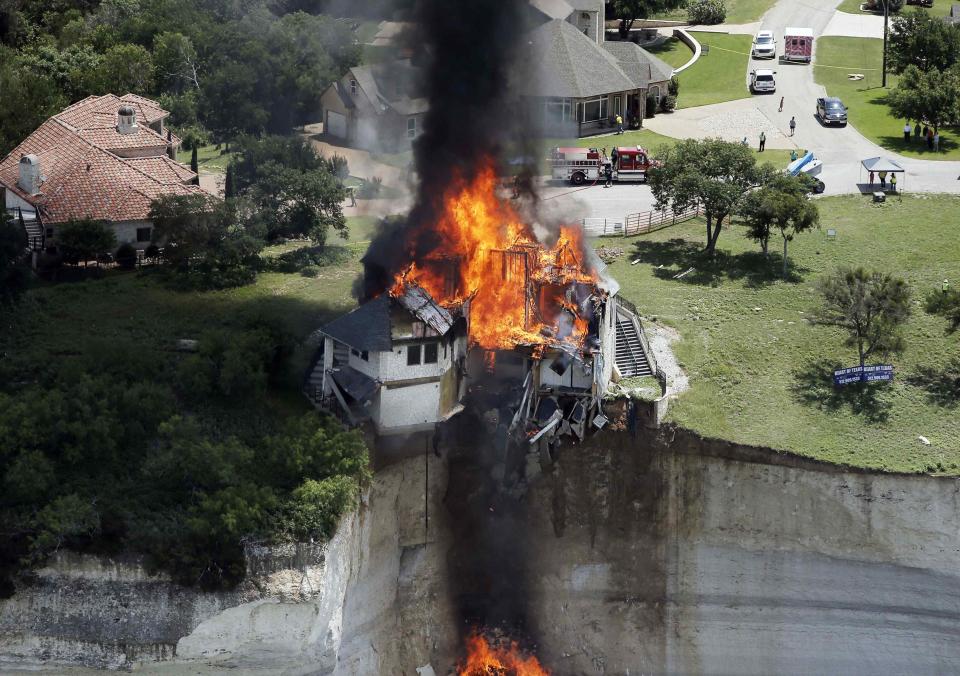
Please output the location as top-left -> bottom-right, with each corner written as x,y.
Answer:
358,0 -> 537,301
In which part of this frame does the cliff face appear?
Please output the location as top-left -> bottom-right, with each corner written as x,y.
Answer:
3,428 -> 960,674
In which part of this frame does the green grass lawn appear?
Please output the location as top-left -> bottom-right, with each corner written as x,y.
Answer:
194,144 -> 236,173
676,32 -> 751,109
815,37 -> 960,159
604,193 -> 960,472
836,0 -> 952,17
653,0 -> 778,23
646,36 -> 694,69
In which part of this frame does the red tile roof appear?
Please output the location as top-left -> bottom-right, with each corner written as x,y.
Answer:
0,94 -> 205,224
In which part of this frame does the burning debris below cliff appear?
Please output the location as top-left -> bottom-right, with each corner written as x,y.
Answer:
458,631 -> 550,675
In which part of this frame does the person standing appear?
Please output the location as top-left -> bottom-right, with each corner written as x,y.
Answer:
904,121 -> 911,142
616,113 -> 624,135
759,131 -> 766,152
890,172 -> 897,192
927,127 -> 935,150
869,170 -> 875,185
789,116 -> 796,136
790,149 -> 798,162
604,162 -> 613,188
915,123 -> 922,140
879,170 -> 887,187
779,96 -> 784,112
934,131 -> 940,151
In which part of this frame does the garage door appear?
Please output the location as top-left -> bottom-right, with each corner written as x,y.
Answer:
326,111 -> 347,139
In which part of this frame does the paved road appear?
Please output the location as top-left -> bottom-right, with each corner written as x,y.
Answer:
647,0 -> 960,196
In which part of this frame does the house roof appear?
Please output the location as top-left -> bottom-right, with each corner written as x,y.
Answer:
602,41 -> 674,89
528,0 -> 574,20
0,95 -> 201,225
566,0 -> 603,12
526,19 -> 637,98
56,94 -> 168,130
344,61 -> 425,117
395,284 -> 455,335
331,366 -> 380,403
321,295 -> 394,352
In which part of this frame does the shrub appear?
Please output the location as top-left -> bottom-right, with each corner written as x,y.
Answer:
300,265 -> 320,278
329,154 -> 350,181
659,95 -> 678,113
865,0 -> 903,10
357,176 -> 383,199
284,476 -> 359,540
668,75 -> 680,96
688,0 -> 726,24
264,244 -> 350,273
645,94 -> 658,118
115,242 -> 137,270
144,243 -> 161,261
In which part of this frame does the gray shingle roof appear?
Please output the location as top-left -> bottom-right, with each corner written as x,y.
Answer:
566,0 -> 603,12
602,41 -> 674,89
322,295 -> 393,352
528,0 -> 574,20
395,284 -> 455,335
526,19 -> 637,98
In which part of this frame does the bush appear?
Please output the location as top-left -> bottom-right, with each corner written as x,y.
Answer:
115,243 -> 137,270
659,95 -> 677,113
264,244 -> 351,273
645,95 -> 658,118
688,0 -> 726,24
357,176 -> 383,199
144,243 -> 161,261
300,265 -> 320,278
865,0 -> 903,10
329,154 -> 350,181
284,476 -> 359,540
668,75 -> 680,97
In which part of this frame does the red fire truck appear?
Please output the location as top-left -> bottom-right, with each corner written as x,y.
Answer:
550,146 -> 658,185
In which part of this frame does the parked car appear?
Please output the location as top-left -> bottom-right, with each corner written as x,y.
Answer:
751,30 -> 777,59
816,97 -> 848,126
750,69 -> 777,94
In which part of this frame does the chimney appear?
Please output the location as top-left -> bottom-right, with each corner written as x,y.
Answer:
18,154 -> 42,195
117,105 -> 138,135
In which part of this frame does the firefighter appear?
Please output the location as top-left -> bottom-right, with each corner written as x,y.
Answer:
603,162 -> 613,188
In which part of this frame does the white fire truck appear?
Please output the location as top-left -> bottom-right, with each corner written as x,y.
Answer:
551,146 -> 658,185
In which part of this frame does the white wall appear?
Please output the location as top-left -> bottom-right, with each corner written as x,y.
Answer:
539,353 -> 593,389
347,349 -> 381,380
3,188 -> 33,212
377,381 -> 441,430
379,339 -> 451,382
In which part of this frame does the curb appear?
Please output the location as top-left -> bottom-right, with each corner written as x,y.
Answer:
672,27 -> 702,74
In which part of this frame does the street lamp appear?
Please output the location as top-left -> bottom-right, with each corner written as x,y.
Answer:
881,0 -> 889,88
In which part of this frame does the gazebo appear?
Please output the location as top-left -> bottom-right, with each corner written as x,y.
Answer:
860,156 -> 905,193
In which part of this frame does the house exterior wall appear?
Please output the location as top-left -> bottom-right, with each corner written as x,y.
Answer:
348,349 -> 381,380
3,188 -> 33,212
568,8 -> 602,44
600,296 -> 617,388
379,338 -> 452,382
539,354 -> 593,389
376,381 -> 441,431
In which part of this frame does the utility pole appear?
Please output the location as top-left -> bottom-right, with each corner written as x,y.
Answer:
882,0 -> 889,88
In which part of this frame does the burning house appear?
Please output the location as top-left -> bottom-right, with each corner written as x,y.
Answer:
305,165 -> 654,442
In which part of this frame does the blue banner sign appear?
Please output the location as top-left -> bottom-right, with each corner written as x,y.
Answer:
833,364 -> 894,386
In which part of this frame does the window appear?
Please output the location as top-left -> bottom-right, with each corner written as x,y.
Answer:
613,96 -> 622,115
407,117 -> 417,139
136,227 -> 152,242
543,97 -> 574,124
407,344 -> 421,366
649,85 -> 661,104
581,96 -> 608,123
424,342 -> 438,364
350,79 -> 358,95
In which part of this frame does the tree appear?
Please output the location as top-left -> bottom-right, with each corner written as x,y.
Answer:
739,173 -> 820,279
230,136 -> 347,244
0,210 -> 28,303
648,138 -> 770,254
816,267 -> 912,368
925,286 -> 960,333
57,219 -> 117,265
93,43 -> 154,94
608,0 -> 687,40
152,31 -> 199,94
887,64 -> 960,134
888,9 -> 960,75
0,49 -> 67,155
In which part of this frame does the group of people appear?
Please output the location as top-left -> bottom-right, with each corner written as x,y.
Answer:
902,121 -> 939,151
868,169 -> 898,191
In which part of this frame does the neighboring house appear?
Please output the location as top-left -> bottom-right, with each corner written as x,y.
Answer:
319,60 -> 428,152
524,0 -> 674,137
946,3 -> 960,25
0,94 -> 204,254
306,286 -> 469,435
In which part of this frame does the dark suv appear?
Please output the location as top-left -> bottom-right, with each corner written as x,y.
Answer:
816,97 -> 848,126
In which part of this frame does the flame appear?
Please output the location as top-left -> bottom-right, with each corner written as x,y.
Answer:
458,632 -> 550,675
389,161 -> 597,351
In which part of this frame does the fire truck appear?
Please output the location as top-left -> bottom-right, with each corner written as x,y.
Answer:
550,146 -> 658,185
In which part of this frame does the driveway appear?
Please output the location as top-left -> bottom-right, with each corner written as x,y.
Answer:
647,0 -> 960,196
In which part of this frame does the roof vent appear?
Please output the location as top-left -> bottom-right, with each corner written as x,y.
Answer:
18,154 -> 43,196
117,105 -> 138,135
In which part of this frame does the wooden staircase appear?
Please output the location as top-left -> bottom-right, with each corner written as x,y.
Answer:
615,309 -> 653,378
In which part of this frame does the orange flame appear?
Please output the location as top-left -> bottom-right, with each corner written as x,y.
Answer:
389,161 -> 597,351
458,632 -> 550,675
